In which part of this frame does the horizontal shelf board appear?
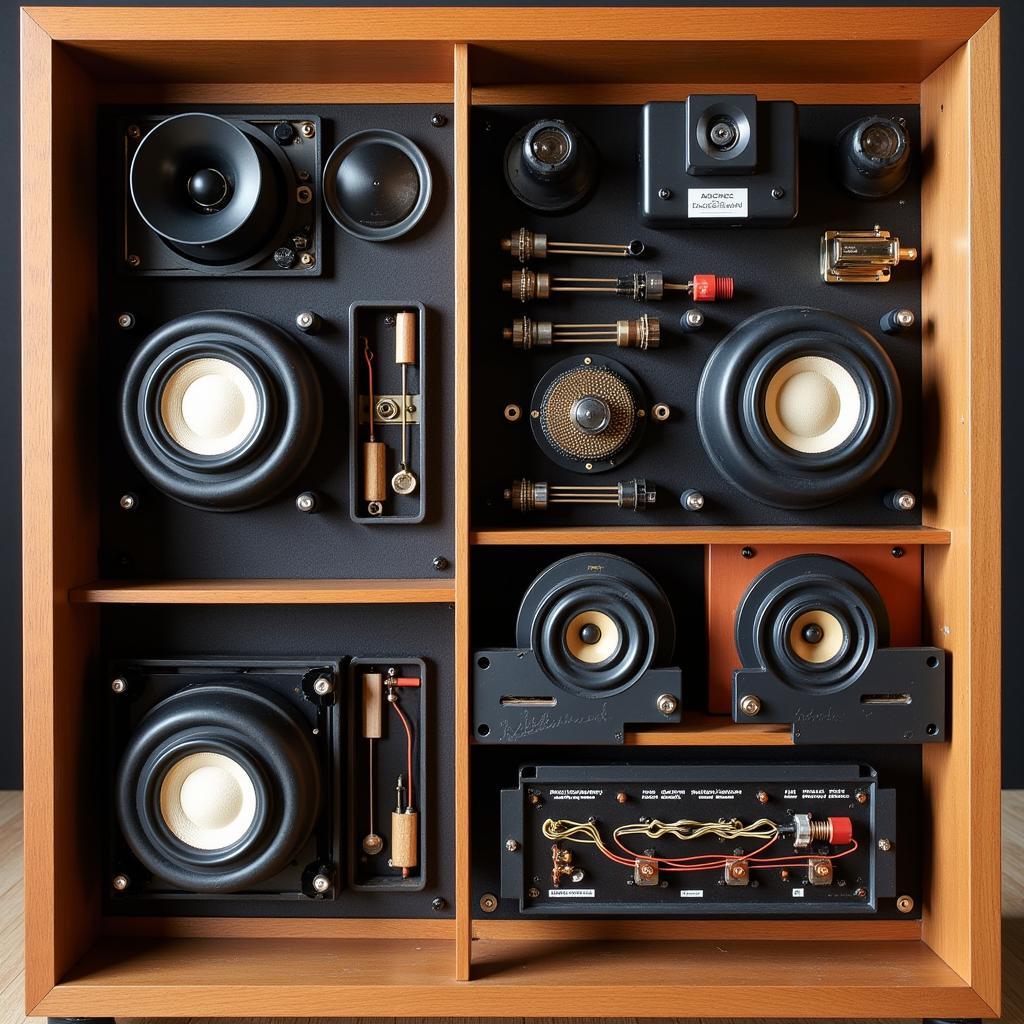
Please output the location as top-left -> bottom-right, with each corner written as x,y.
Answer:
69,578 -> 456,605
40,937 -> 987,1018
471,526 -> 952,547
102,916 -> 455,939
626,712 -> 792,746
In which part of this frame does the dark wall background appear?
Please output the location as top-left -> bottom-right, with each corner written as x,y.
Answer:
0,0 -> 1015,789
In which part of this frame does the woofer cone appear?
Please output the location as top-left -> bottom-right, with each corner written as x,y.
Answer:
115,682 -> 320,892
119,311 -> 322,511
736,555 -> 889,692
130,113 -> 285,265
697,307 -> 901,508
516,553 -> 674,696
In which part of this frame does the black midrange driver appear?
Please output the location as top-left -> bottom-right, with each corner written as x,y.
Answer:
696,306 -> 902,509
323,129 -> 432,241
119,310 -> 323,511
732,554 -> 946,744
472,552 -> 682,744
836,115 -> 911,199
504,118 -> 598,213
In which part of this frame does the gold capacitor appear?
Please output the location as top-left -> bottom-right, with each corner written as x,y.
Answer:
362,672 -> 383,739
390,810 -> 419,869
363,441 -> 388,502
395,310 -> 417,365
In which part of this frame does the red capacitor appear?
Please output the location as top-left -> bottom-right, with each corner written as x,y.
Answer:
692,274 -> 734,301
828,816 -> 854,846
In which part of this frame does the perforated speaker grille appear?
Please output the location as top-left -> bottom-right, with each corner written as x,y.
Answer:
539,364 -> 637,462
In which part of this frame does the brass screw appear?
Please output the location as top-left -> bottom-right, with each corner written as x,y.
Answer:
529,793 -> 541,806
729,861 -> 747,879
616,792 -> 628,804
299,121 -> 316,139
652,403 -> 670,421
126,254 -> 141,268
117,312 -> 135,330
739,694 -> 762,717
897,895 -> 914,913
756,790 -> 769,804
855,790 -> 869,805
110,677 -> 127,694
479,892 -> 498,913
296,185 -> 313,205
112,873 -> 130,891
504,404 -> 522,422
119,494 -> 136,511
813,862 -> 831,878
878,837 -> 892,852
299,252 -> 316,268
126,125 -> 141,140
527,886 -> 540,898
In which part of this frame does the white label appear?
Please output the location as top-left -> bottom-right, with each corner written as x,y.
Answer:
687,187 -> 749,218
547,888 -> 595,899
792,887 -> 806,898
679,889 -> 705,898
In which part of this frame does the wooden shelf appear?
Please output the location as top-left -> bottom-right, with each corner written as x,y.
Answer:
471,526 -> 953,547
68,578 -> 456,605
36,936 -> 991,1019
626,712 -> 792,746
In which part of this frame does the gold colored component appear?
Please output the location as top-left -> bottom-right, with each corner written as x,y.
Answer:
565,609 -> 619,664
896,894 -> 915,913
739,694 -> 762,717
391,810 -> 418,870
789,610 -> 846,664
651,403 -> 671,421
821,226 -> 919,283
504,403 -> 522,422
809,857 -> 834,886
725,858 -> 750,886
504,315 -> 659,351
479,892 -> 499,913
503,269 -> 687,303
502,227 -> 644,263
634,857 -> 660,886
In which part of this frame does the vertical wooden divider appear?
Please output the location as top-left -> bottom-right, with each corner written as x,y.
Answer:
453,40 -> 473,982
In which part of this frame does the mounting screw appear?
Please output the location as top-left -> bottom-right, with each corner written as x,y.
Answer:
313,676 -> 333,696
771,187 -> 785,199
527,886 -> 540,898
432,896 -> 448,911
529,793 -> 541,806
299,121 -> 316,139
854,886 -> 868,898
886,489 -> 917,512
431,113 -> 448,128
505,838 -> 520,853
616,792 -> 628,804
739,694 -> 762,717
855,790 -> 869,805
295,310 -> 321,334
741,546 -> 755,559
296,186 -> 313,205
274,247 -> 297,270
299,252 -> 316,268
658,187 -> 672,200
384,314 -> 396,327
116,312 -> 135,330
878,837 -> 893,852
126,254 -> 141,268
896,894 -> 914,913
504,403 -> 522,422
651,403 -> 670,421
891,546 -> 905,559
119,493 -> 137,511
432,556 -> 449,572
112,873 -> 130,891
126,124 -> 142,140
729,861 -> 748,880
295,491 -> 319,513
680,489 -> 705,512
656,693 -> 679,716
312,873 -> 331,893
681,308 -> 705,331
111,677 -> 127,694
478,892 -> 497,913
756,790 -> 769,804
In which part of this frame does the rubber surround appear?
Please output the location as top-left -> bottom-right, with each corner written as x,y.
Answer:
119,311 -> 323,511
697,307 -> 902,508
115,682 -> 320,893
516,552 -> 675,696
735,554 -> 891,693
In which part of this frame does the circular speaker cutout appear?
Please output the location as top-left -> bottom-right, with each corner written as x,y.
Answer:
130,113 -> 286,265
323,130 -> 432,241
516,553 -> 674,696
697,307 -> 901,508
735,554 -> 889,692
119,311 -> 323,511
115,682 -> 320,892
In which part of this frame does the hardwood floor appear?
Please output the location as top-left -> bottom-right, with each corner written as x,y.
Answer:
2,788 -> 1021,1023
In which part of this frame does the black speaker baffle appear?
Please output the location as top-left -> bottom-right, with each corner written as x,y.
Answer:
323,129 -> 432,241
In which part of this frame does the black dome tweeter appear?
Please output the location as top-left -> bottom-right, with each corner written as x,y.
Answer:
323,130 -> 432,241
836,115 -> 911,198
130,113 -> 285,265
119,311 -> 323,511
504,118 -> 598,213
696,306 -> 902,509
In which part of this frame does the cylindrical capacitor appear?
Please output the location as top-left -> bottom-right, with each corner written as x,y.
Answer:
391,810 -> 419,870
362,672 -> 383,739
395,311 -> 417,365
363,441 -> 388,502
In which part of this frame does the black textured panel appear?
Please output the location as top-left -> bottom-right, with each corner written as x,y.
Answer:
100,602 -> 455,920
98,103 -> 454,579
471,104 -> 922,526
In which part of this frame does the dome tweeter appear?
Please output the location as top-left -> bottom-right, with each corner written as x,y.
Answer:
696,306 -> 903,509
732,555 -> 946,744
836,115 -> 911,199
504,118 -> 598,213
472,553 -> 682,743
119,311 -> 323,511
128,112 -> 315,272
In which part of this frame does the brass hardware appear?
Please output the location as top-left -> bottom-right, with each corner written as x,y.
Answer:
504,314 -> 659,350
505,478 -> 656,513
502,227 -> 645,263
821,226 -> 918,283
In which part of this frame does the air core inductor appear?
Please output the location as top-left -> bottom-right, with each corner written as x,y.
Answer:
502,269 -> 733,303
504,315 -> 660,350
505,478 -> 657,513
501,227 -> 645,263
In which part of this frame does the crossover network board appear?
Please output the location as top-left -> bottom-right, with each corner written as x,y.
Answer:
21,7 -> 1000,1023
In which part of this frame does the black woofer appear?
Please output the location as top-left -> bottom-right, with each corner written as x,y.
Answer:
130,113 -> 286,265
119,311 -> 323,511
697,306 -> 902,508
115,680 -> 322,893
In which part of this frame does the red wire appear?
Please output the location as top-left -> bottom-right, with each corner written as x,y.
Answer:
389,696 -> 414,809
